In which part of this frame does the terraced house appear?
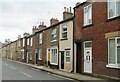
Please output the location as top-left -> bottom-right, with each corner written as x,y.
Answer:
74,0 -> 120,79
33,22 -> 46,65
45,18 -> 59,69
59,7 -> 74,72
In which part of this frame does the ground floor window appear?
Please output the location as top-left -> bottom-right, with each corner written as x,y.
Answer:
30,52 -> 32,60
39,49 -> 42,60
22,51 -> 24,59
50,47 -> 58,65
107,37 -> 120,68
66,50 -> 70,63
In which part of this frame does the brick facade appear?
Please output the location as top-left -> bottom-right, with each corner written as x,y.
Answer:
74,2 -> 120,78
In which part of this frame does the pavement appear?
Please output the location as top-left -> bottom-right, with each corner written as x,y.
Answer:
9,59 -> 104,81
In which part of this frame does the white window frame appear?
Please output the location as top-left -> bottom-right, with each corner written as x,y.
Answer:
39,49 -> 42,60
23,38 -> 25,47
30,38 -> 32,46
61,24 -> 67,39
84,4 -> 92,26
66,50 -> 70,63
22,49 -> 24,59
50,47 -> 58,65
39,33 -> 42,44
30,51 -> 32,60
108,0 -> 120,19
18,40 -> 20,47
51,29 -> 57,42
106,37 -> 120,68
27,38 -> 29,45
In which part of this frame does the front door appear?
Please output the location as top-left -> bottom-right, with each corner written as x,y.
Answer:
84,41 -> 92,73
47,48 -> 50,66
35,49 -> 38,64
61,52 -> 64,69
36,53 -> 38,64
26,52 -> 28,63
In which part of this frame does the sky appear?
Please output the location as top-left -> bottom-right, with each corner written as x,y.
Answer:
0,0 -> 86,43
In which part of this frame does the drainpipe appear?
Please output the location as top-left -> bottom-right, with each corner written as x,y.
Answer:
72,12 -> 75,73
72,20 -> 74,73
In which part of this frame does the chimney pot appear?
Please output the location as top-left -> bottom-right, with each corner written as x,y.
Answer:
70,7 -> 72,12
42,22 -> 44,25
67,8 -> 69,12
64,7 -> 66,12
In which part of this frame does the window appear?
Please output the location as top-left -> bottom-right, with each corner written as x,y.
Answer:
27,38 -> 29,45
62,25 -> 67,39
30,38 -> 32,46
107,37 -> 120,68
18,40 -> 20,47
23,38 -> 25,47
39,33 -> 42,44
22,49 -> 24,59
50,48 -> 58,65
30,52 -> 32,60
66,50 -> 70,63
84,4 -> 92,26
51,29 -> 57,41
108,0 -> 120,19
39,49 -> 42,60
85,41 -> 92,48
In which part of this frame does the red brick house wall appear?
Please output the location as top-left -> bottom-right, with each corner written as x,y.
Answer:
74,2 -> 119,78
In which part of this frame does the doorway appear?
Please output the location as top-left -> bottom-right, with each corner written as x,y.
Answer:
84,41 -> 92,73
61,51 -> 64,69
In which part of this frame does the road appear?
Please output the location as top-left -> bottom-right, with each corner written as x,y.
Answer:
1,58 -> 77,81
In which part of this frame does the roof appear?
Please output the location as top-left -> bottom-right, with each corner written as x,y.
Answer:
35,16 -> 74,34
73,1 -> 87,9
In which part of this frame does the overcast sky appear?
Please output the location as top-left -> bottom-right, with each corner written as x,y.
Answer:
0,0 -> 86,43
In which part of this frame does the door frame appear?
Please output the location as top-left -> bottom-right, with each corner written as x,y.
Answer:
46,48 -> 50,66
26,52 -> 28,63
84,41 -> 92,73
59,51 -> 64,70
34,49 -> 38,64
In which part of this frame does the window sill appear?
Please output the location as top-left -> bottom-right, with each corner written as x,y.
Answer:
106,64 -> 120,69
83,24 -> 93,28
66,62 -> 70,64
51,40 -> 57,42
106,15 -> 120,22
60,38 -> 68,41
50,63 -> 58,65
39,59 -> 42,61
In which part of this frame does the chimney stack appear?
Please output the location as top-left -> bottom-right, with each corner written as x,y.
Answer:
50,18 -> 59,25
63,7 -> 73,20
23,32 -> 30,37
32,26 -> 39,33
38,21 -> 46,30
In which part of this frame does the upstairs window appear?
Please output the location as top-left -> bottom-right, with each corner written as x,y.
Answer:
23,38 -> 25,47
27,38 -> 29,45
18,40 -> 21,47
108,0 -> 120,19
39,33 -> 42,44
51,29 -> 57,41
84,4 -> 92,26
62,25 -> 67,39
30,38 -> 32,46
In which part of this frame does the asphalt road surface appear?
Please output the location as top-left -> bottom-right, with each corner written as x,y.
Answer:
1,58 -> 77,82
